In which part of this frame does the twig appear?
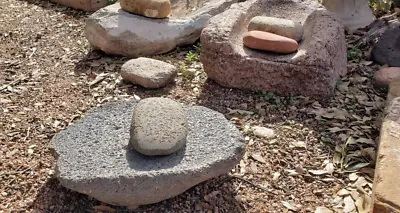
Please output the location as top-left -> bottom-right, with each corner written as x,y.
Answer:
229,175 -> 277,195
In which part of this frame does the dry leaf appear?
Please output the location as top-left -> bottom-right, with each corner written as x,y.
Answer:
309,170 -> 328,175
325,163 -> 335,174
349,173 -> 359,181
251,153 -> 266,164
343,196 -> 356,213
315,206 -> 333,213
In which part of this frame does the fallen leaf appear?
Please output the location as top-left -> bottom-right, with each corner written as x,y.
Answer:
272,172 -> 281,181
315,206 -> 333,213
349,173 -> 359,181
309,170 -> 328,176
337,188 -> 350,197
282,201 -> 301,212
343,196 -> 356,213
251,153 -> 266,164
325,163 -> 335,174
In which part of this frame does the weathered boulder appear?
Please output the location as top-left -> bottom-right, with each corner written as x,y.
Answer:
373,67 -> 400,89
200,0 -> 347,98
130,98 -> 188,156
371,22 -> 400,67
50,0 -> 114,11
248,16 -> 304,42
85,0 -> 238,58
120,0 -> 171,19
243,31 -> 298,54
321,0 -> 375,32
50,100 -> 245,208
120,57 -> 177,88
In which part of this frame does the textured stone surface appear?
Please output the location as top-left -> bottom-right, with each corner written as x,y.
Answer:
243,31 -> 298,54
120,0 -> 171,19
130,98 -> 188,156
248,16 -> 304,42
372,94 -> 400,213
120,57 -> 177,88
321,0 -> 375,32
373,67 -> 400,89
200,0 -> 347,98
371,22 -> 400,67
50,0 -> 113,11
50,100 -> 245,208
85,0 -> 238,58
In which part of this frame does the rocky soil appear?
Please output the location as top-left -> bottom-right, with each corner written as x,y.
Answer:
0,0 -> 386,212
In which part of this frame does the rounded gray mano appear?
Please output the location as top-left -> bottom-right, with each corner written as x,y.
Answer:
130,97 -> 188,156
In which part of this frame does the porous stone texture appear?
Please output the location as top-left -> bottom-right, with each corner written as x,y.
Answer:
120,0 -> 171,19
50,100 -> 245,208
371,22 -> 400,67
372,93 -> 400,213
130,98 -> 188,156
248,16 -> 304,42
373,67 -> 400,89
200,0 -> 347,98
50,0 -> 113,11
85,0 -> 238,58
243,31 -> 298,54
120,57 -> 177,88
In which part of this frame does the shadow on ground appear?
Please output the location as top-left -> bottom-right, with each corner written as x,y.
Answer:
33,175 -> 246,213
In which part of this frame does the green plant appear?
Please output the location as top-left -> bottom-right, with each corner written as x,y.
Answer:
347,47 -> 362,60
185,51 -> 200,63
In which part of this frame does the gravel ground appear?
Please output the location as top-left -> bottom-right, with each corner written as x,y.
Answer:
0,0 -> 385,212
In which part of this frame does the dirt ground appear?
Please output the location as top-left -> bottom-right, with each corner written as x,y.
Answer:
0,0 -> 385,212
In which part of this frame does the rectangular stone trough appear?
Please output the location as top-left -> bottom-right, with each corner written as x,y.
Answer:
200,0 -> 347,98
372,80 -> 400,213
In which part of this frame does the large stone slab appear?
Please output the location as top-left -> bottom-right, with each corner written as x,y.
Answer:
50,100 -> 245,208
85,0 -> 238,58
200,0 -> 347,98
50,0 -> 113,11
372,93 -> 400,213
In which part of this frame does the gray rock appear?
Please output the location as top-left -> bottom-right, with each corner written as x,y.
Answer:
85,0 -> 239,58
371,22 -> 400,67
50,0 -> 114,11
131,97 -> 188,156
50,100 -> 245,208
120,57 -> 177,89
252,126 -> 275,138
200,0 -> 347,98
248,16 -> 304,42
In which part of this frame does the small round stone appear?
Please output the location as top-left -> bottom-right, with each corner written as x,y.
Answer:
120,0 -> 171,19
373,67 -> 400,89
130,97 -> 188,156
248,16 -> 304,42
243,30 -> 298,54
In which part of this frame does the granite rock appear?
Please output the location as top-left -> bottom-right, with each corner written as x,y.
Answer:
200,0 -> 347,98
